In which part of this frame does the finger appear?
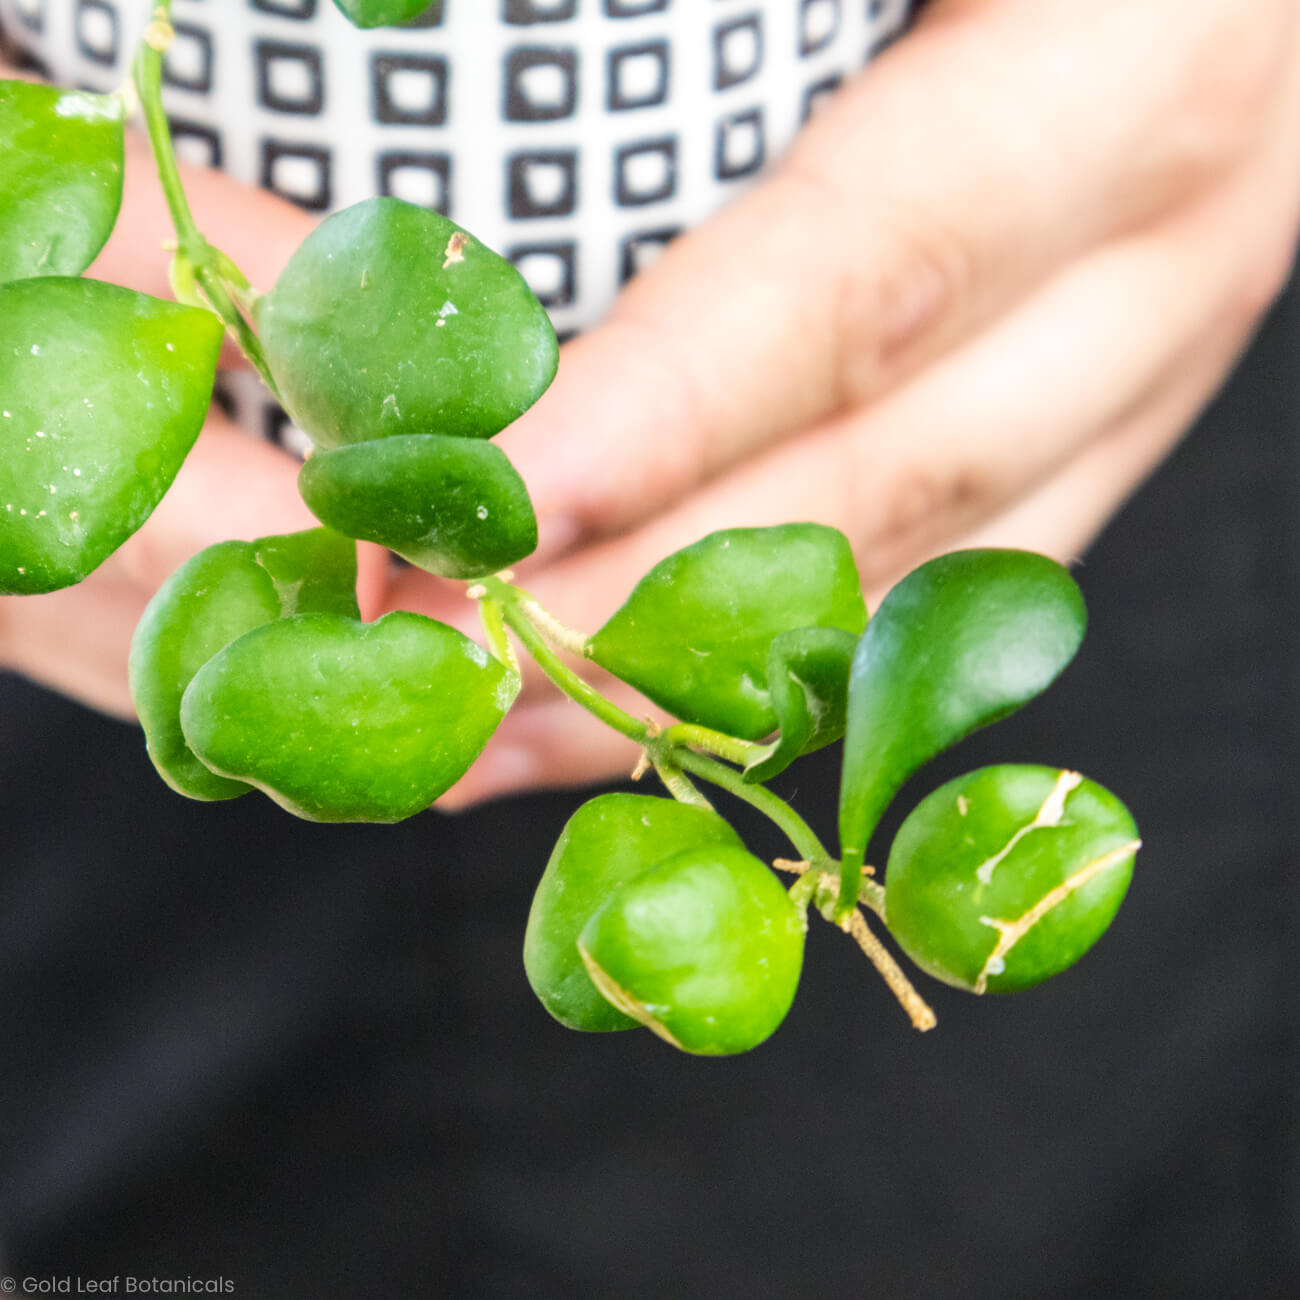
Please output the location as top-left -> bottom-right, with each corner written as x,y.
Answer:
430,297 -> 1264,808
439,677 -> 661,810
495,0 -> 1290,554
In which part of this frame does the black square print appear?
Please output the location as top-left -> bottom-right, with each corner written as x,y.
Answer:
507,242 -> 576,310
12,0 -> 43,34
74,0 -> 118,66
503,0 -> 577,24
261,140 -> 332,211
801,73 -> 842,122
607,41 -> 669,112
619,226 -> 679,283
378,151 -> 452,214
252,0 -> 318,17
372,52 -> 448,126
255,41 -> 324,116
603,0 -> 670,16
713,13 -> 762,90
504,47 -> 578,123
262,405 -> 313,458
400,2 -> 445,26
614,136 -> 676,207
714,108 -> 764,180
508,150 -> 578,219
799,0 -> 841,56
168,119 -> 223,170
163,22 -> 213,93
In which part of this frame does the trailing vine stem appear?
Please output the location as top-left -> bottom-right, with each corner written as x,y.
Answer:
133,0 -> 281,397
481,575 -> 835,870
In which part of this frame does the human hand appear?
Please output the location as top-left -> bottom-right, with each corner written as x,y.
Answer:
401,0 -> 1300,805
0,110 -> 385,714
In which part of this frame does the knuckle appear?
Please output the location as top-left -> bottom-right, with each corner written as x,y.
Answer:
834,198 -> 977,405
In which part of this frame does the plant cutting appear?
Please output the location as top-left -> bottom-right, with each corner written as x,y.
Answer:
0,2 -> 1141,1055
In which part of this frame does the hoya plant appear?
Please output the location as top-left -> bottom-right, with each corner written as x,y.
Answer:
0,2 -> 1140,1054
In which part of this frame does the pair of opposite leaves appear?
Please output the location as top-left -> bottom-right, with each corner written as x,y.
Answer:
524,767 -> 1137,1057
0,78 -> 560,594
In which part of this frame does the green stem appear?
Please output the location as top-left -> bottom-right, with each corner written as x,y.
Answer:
670,747 -> 830,865
133,3 -> 281,398
661,723 -> 763,767
486,577 -> 830,863
486,578 -> 647,747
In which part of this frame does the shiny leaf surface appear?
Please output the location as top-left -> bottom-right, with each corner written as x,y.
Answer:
524,794 -> 746,1033
180,611 -> 511,822
577,845 -> 805,1056
0,80 -> 124,282
299,434 -> 537,579
129,529 -> 358,800
838,549 -> 1086,910
589,524 -> 867,740
885,765 -> 1139,993
0,278 -> 222,594
743,626 -> 859,782
256,197 -> 557,449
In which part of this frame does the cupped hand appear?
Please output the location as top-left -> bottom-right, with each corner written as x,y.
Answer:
402,0 -> 1300,805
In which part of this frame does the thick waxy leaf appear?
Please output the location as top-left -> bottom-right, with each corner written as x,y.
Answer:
0,80 -> 125,282
588,524 -> 867,740
577,845 -> 805,1056
332,0 -> 436,28
129,529 -> 358,800
743,626 -> 859,783
299,434 -> 537,579
256,197 -> 557,450
837,549 -> 1086,914
885,765 -> 1139,993
180,611 -> 512,823
0,278 -> 222,594
524,794 -> 746,1033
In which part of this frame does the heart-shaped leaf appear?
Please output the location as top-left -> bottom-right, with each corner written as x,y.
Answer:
0,278 -> 223,594
0,80 -> 125,283
588,524 -> 867,741
524,793 -> 746,1033
299,434 -> 537,579
837,549 -> 1086,914
129,529 -> 358,801
332,0 -> 437,28
743,626 -> 859,783
577,845 -> 806,1056
256,197 -> 557,450
884,765 -> 1139,993
180,611 -> 511,823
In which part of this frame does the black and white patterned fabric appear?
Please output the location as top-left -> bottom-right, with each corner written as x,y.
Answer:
1,1 -> 917,323
1,0 -> 918,440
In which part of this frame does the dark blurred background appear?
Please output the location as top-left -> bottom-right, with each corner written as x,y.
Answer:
0,275 -> 1295,1298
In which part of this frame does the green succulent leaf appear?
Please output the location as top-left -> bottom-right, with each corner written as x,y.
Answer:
255,197 -> 557,450
588,524 -> 868,740
837,549 -> 1086,915
129,529 -> 359,801
524,793 -> 746,1033
331,0 -> 437,28
179,611 -> 513,823
884,765 -> 1139,993
0,80 -> 125,283
743,626 -> 859,783
577,845 -> 806,1056
298,433 -> 538,579
0,278 -> 223,595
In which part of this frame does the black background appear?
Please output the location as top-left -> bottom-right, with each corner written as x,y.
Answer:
0,279 -> 1296,1297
